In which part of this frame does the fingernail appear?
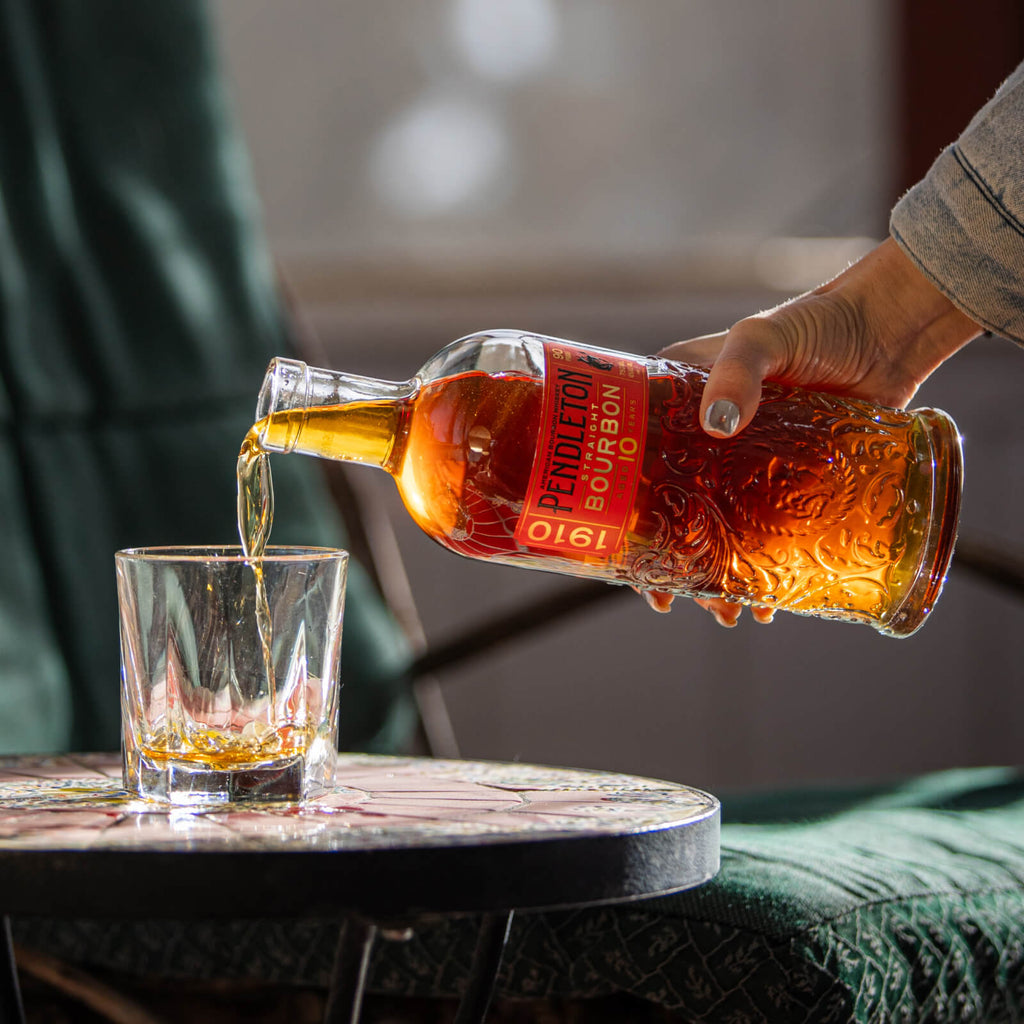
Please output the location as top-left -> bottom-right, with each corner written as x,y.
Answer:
704,399 -> 740,437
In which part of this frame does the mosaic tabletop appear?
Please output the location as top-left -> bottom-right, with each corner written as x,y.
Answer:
0,754 -> 720,917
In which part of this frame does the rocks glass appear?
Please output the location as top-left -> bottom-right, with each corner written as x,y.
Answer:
117,546 -> 348,804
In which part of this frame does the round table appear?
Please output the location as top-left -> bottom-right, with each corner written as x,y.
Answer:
0,752 -> 719,1023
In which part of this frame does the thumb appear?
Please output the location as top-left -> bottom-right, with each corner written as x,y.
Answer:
698,320 -> 779,437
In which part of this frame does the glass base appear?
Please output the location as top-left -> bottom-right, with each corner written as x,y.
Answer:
124,750 -> 315,805
880,408 -> 963,638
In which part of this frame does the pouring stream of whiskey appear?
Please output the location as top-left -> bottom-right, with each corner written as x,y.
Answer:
237,432 -> 276,717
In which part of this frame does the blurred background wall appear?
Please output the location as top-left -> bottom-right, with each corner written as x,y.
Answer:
212,0 -> 1024,793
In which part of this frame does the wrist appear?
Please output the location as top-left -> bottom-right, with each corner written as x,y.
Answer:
819,236 -> 981,376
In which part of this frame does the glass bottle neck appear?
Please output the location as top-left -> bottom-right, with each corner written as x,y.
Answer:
253,357 -> 415,470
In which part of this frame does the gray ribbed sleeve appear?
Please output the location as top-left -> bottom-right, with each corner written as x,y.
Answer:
890,61 -> 1024,345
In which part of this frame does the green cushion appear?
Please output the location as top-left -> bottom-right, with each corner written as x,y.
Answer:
358,767 -> 1024,1020
521,766 -> 1024,1021
0,0 -> 412,754
16,767 -> 1024,1021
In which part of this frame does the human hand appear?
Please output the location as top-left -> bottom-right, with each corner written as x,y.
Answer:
662,236 -> 980,438
645,236 -> 982,627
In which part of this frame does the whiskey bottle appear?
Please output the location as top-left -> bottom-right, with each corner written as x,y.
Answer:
241,329 -> 963,637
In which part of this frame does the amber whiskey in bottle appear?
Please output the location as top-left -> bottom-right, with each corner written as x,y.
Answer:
241,330 -> 963,636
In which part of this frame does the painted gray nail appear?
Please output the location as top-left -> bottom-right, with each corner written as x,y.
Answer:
704,399 -> 740,436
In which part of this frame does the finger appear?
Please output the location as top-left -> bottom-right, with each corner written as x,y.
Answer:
659,332 -> 727,368
695,597 -> 742,628
698,322 -> 779,437
632,587 -> 675,613
642,590 -> 674,613
750,605 -> 776,625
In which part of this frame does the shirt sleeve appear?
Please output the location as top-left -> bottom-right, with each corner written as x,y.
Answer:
890,61 -> 1024,345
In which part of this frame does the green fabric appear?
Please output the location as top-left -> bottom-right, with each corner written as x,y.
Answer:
16,767 -> 1024,1021
0,0 -> 413,754
361,767 -> 1024,1020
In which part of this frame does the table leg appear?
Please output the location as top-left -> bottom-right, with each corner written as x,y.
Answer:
0,917 -> 24,1024
453,910 -> 514,1024
323,917 -> 378,1024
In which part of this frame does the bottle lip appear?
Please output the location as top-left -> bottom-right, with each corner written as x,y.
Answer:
256,357 -> 311,453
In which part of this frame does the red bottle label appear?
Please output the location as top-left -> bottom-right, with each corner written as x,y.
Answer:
514,340 -> 649,558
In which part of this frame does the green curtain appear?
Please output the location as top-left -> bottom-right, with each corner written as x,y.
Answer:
0,0 -> 414,754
